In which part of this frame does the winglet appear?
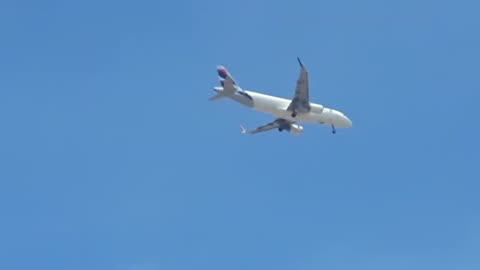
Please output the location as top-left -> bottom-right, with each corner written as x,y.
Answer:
297,57 -> 304,68
240,125 -> 247,134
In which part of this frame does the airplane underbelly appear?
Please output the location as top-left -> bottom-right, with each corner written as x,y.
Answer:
292,112 -> 326,123
254,101 -> 279,114
254,101 -> 326,123
251,95 -> 288,115
250,93 -> 332,124
271,111 -> 326,123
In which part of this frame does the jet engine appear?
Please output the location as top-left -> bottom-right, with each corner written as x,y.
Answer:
289,124 -> 304,135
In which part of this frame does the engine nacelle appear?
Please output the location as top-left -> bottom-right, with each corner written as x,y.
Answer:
289,124 -> 304,135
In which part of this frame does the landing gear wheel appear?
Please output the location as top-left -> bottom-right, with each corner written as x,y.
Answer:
291,111 -> 297,118
331,125 -> 336,134
278,128 -> 283,132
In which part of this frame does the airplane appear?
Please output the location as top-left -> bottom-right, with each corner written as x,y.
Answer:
209,58 -> 352,135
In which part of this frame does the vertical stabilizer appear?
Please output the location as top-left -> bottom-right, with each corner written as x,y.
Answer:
217,66 -> 240,92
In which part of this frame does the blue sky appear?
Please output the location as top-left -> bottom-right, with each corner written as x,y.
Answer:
0,0 -> 479,269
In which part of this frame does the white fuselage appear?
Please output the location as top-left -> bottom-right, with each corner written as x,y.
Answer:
244,90 -> 352,128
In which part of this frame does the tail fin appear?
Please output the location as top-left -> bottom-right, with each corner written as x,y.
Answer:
210,65 -> 239,101
217,66 -> 241,91
217,66 -> 236,85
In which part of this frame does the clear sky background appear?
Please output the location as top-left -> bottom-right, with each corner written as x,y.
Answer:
0,0 -> 479,269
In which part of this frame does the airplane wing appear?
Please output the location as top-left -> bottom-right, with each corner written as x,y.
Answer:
241,119 -> 290,134
287,57 -> 311,114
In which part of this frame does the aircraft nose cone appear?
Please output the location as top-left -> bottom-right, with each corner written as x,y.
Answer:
331,110 -> 352,128
343,115 -> 352,128
336,113 -> 352,128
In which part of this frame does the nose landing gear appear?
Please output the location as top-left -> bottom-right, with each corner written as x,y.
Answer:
331,125 -> 336,134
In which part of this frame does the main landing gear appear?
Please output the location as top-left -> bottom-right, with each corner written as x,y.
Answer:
291,111 -> 297,118
331,125 -> 336,134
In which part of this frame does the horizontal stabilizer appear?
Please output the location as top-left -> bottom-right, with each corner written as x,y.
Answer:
209,92 -> 226,101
